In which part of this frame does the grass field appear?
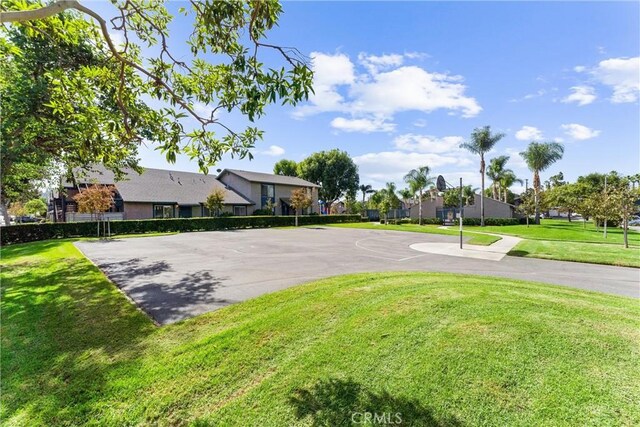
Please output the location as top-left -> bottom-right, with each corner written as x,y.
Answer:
479,219 -> 640,245
333,220 -> 640,267
509,240 -> 640,268
329,222 -> 502,246
2,241 -> 639,426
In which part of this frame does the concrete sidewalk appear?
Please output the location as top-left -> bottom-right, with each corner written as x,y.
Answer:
410,233 -> 521,261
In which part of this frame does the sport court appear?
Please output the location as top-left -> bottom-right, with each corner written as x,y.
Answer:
75,227 -> 640,324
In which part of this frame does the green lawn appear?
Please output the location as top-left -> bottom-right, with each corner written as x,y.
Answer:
329,222 -> 502,246
2,241 -> 639,426
332,220 -> 640,267
480,219 -> 640,245
510,240 -> 640,268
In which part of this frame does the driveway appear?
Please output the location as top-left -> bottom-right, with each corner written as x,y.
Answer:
75,227 -> 640,324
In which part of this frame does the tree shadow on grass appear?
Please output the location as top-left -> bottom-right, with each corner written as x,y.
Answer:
1,257 -> 155,424
289,378 -> 462,426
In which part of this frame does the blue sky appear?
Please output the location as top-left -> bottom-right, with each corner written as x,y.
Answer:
101,1 -> 639,192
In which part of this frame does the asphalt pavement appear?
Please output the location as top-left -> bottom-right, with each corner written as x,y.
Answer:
75,227 -> 640,325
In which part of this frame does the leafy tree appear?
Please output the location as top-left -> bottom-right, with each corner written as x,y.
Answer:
520,142 -> 564,224
74,185 -> 114,220
1,0 -> 312,218
358,184 -> 375,212
375,182 -> 401,224
499,171 -> 523,203
7,201 -> 26,222
398,188 -> 415,209
460,126 -> 506,226
486,155 -> 510,200
517,189 -> 536,227
205,188 -> 225,217
403,166 -> 433,225
443,185 -> 476,208
289,187 -> 312,226
544,172 -> 565,190
546,183 -> 587,222
24,198 -> 48,217
274,159 -> 298,177
608,181 -> 640,248
297,150 -> 359,213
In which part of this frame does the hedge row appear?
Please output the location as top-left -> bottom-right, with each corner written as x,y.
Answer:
0,214 -> 360,245
406,217 -> 525,226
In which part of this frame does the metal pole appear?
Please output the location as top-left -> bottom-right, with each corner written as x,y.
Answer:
525,179 -> 529,227
108,217 -> 111,238
604,176 -> 608,239
459,177 -> 463,249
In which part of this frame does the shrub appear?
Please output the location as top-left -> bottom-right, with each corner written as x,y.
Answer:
461,217 -> 521,226
0,215 -> 361,245
252,208 -> 273,216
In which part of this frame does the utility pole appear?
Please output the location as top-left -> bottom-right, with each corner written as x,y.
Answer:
525,179 -> 529,227
459,177 -> 463,249
604,176 -> 608,239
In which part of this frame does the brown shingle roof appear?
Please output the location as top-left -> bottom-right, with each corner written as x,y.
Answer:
220,169 -> 320,188
72,166 -> 253,205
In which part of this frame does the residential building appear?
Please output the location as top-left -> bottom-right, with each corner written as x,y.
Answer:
409,194 -> 519,220
217,169 -> 320,216
51,166 -> 319,222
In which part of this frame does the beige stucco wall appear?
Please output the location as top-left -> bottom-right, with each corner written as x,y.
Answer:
462,196 -> 515,219
409,197 -> 443,219
218,172 -> 319,215
409,195 -> 515,219
124,202 -> 154,219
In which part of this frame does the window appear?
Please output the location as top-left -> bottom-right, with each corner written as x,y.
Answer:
261,184 -> 275,209
233,206 -> 247,216
153,204 -> 174,219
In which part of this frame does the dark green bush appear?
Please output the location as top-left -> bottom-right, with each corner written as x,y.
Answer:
252,208 -> 273,216
461,217 -> 521,226
0,215 -> 360,245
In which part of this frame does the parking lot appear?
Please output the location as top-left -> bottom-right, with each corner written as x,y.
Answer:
75,227 -> 640,324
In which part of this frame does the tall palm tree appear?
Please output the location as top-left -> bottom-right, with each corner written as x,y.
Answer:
486,156 -> 510,200
398,188 -> 414,209
460,126 -> 506,226
403,166 -> 434,225
358,184 -> 375,215
520,142 -> 564,224
499,170 -> 523,203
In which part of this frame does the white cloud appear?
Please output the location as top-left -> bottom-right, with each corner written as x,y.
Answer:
293,52 -> 355,117
591,57 -> 640,103
261,145 -> 285,156
515,126 -> 543,141
561,123 -> 601,140
294,52 -> 481,131
404,51 -> 429,60
353,151 -> 472,187
193,102 -> 218,119
349,66 -> 481,118
504,147 -> 529,169
509,89 -> 546,103
330,117 -> 395,133
412,118 -> 427,128
393,134 -> 464,154
561,86 -> 596,106
358,53 -> 404,75
574,65 -> 586,73
108,31 -> 125,47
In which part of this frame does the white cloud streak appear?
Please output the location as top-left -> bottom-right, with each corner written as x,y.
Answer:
561,123 -> 601,140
